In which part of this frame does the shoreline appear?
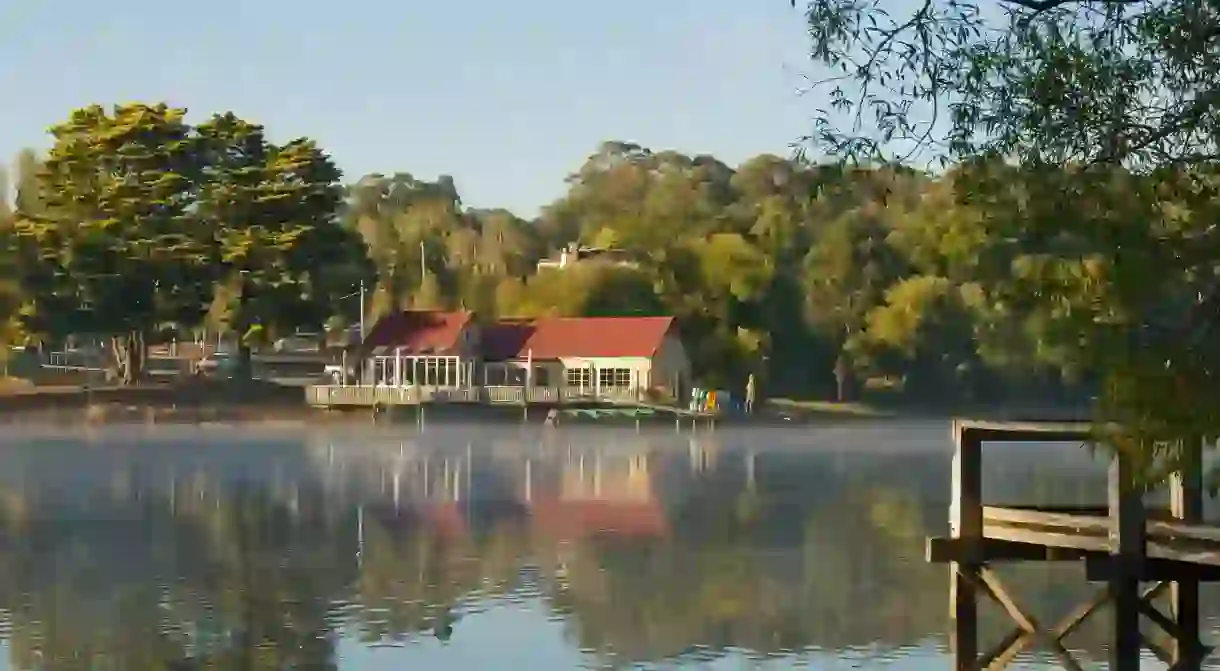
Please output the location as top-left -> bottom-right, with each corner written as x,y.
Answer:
0,381 -> 1094,427
765,397 -> 1094,423
0,379 -> 310,423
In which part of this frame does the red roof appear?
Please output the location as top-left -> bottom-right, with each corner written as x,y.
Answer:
520,316 -> 675,359
361,310 -> 473,353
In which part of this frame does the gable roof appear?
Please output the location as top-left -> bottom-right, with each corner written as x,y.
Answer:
361,310 -> 473,354
520,316 -> 675,359
480,319 -> 536,361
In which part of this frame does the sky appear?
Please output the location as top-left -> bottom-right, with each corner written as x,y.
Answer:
0,0 -> 815,217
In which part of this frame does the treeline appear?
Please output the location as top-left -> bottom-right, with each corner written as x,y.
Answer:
0,102 -> 1132,401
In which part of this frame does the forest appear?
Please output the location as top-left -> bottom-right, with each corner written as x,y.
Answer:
0,102 -> 1140,403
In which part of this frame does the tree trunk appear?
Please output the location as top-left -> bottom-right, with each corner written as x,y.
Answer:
109,331 -> 147,386
833,355 -> 851,402
135,330 -> 146,382
236,343 -> 253,380
235,272 -> 253,381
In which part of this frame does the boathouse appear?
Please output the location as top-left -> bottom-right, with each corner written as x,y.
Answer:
482,315 -> 689,399
358,310 -> 480,388
352,311 -> 691,401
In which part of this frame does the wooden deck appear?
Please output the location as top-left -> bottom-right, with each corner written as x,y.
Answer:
928,504 -> 1220,574
929,418 -> 1218,670
304,384 -> 712,417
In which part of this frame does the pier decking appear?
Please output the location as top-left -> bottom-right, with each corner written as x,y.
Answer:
304,384 -> 716,423
306,384 -> 652,407
927,419 -> 1219,671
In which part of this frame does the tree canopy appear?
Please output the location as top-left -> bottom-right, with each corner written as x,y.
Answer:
0,99 -> 1144,414
5,104 -> 370,382
793,0 -> 1220,474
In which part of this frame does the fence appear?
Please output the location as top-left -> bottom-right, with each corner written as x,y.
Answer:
305,384 -> 647,407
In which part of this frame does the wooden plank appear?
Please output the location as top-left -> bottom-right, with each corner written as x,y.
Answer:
927,537 -> 1089,563
950,529 -> 1220,569
973,567 -> 1085,671
984,506 -> 1112,532
950,420 -> 982,671
1145,543 -> 1220,568
982,524 -> 1111,552
1148,519 -> 1220,544
985,505 -> 1220,548
1171,435 -> 1205,670
957,418 -> 1096,443
1085,556 -> 1220,582
1109,454 -> 1145,671
982,585 -> 1111,671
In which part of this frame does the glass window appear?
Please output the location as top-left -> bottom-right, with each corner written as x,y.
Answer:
599,368 -> 631,388
566,368 -> 591,387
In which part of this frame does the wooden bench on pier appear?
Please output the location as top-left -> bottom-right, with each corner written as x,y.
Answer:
928,419 -> 1219,671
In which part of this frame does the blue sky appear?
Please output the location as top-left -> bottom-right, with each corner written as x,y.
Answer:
0,0 -> 814,216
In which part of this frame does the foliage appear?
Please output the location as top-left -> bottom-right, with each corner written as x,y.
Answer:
0,99 -> 1137,403
10,104 -> 367,383
794,0 -> 1220,469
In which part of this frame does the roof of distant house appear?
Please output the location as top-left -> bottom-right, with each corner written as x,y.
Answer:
361,310 -> 473,353
520,316 -> 675,359
481,319 -> 536,360
362,311 -> 677,359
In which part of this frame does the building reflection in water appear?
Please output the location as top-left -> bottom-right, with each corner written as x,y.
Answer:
0,423 -> 1211,669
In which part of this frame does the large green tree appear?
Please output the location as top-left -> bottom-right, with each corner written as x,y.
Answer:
13,104 -> 206,383
196,113 -> 366,375
12,104 -> 369,384
794,0 -> 1220,463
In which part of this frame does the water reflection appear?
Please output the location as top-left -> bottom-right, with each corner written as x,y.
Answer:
0,422 -> 1213,669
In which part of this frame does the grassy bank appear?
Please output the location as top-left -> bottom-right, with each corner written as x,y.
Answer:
0,378 -> 307,417
767,397 -> 1093,422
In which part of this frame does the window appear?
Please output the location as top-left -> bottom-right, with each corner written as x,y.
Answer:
566,368 -> 591,387
532,366 -> 550,386
599,367 -> 631,388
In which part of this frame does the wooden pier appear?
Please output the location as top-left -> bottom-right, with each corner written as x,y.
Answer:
304,384 -> 717,425
304,384 -> 643,408
928,419 -> 1219,671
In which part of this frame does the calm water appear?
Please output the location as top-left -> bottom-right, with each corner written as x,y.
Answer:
0,420 -> 1214,670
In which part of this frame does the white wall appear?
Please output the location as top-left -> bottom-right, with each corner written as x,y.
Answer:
491,331 -> 691,392
558,356 -> 652,389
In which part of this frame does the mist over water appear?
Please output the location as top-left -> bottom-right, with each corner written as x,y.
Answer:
0,420 -> 1213,669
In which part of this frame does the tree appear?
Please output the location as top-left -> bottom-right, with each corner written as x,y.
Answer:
13,104 -> 204,384
795,0 -> 1220,464
0,167 -> 23,373
195,114 -> 357,376
802,206 -> 908,393
856,275 -> 980,398
793,0 -> 1220,167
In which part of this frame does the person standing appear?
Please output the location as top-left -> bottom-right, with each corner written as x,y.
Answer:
745,373 -> 757,414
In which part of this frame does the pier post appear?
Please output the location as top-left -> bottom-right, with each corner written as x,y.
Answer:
1107,452 -> 1145,671
1170,435 -> 1205,668
949,420 -> 982,670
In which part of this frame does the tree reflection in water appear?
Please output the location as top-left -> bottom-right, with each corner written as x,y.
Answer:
0,423 -> 1211,669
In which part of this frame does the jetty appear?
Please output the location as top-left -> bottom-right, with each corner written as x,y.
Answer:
304,383 -> 716,423
928,419 -> 1219,670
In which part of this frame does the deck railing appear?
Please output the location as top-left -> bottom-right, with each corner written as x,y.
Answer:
306,385 -> 419,406
305,384 -> 646,406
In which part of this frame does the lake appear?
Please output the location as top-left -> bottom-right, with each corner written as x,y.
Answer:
0,420 -> 1214,670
